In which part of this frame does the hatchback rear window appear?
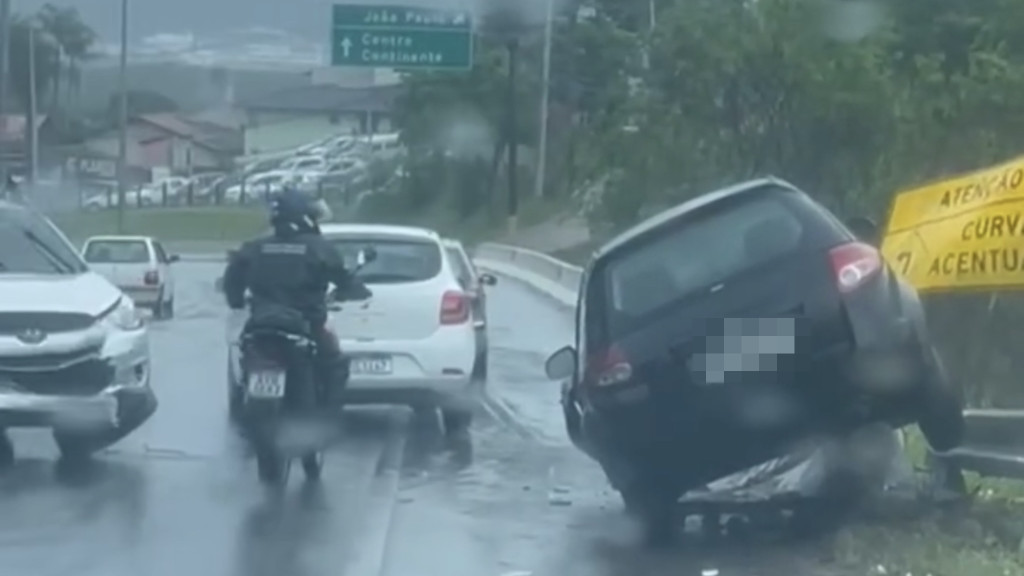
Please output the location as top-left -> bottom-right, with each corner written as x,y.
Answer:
329,236 -> 441,283
83,240 -> 150,263
602,193 -> 805,333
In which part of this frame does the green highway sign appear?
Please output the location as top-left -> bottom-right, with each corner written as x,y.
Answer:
331,4 -> 473,70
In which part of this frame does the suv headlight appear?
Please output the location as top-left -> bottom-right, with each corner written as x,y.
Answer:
105,297 -> 144,331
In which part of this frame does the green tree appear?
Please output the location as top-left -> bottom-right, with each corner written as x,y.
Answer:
7,17 -> 61,113
36,4 -> 96,109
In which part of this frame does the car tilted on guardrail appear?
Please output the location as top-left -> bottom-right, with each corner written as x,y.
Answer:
542,177 -> 965,543
0,201 -> 157,464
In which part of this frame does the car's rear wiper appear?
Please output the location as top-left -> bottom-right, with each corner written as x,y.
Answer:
22,230 -> 74,273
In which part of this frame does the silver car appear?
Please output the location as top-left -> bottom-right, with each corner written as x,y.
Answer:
0,201 -> 157,463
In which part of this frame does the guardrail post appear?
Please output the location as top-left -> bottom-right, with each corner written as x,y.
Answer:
924,451 -> 967,497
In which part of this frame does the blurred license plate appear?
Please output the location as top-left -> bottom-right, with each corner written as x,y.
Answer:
247,370 -> 286,398
351,356 -> 392,375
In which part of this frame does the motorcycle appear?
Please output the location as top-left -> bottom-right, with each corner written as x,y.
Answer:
239,246 -> 377,487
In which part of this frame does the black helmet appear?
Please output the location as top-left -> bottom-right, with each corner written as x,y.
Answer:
269,187 -> 320,235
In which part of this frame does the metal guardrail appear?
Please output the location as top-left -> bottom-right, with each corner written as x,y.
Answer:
473,242 -> 583,295
476,242 -> 1024,493
929,410 -> 1024,491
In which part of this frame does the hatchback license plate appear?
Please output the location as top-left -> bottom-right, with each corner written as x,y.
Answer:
247,370 -> 286,398
351,356 -> 393,375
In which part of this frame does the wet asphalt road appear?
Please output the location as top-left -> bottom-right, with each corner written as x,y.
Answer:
0,262 -> 852,576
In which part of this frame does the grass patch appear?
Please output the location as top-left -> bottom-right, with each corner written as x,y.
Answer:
830,503 -> 1024,575
824,426 -> 1024,575
51,207 -> 270,244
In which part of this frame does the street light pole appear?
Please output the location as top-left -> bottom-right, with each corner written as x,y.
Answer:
27,26 -> 37,186
505,39 -> 519,233
532,0 -> 553,199
116,0 -> 128,233
0,0 -> 12,187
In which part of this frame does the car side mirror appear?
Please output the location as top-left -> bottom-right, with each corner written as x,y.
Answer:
358,245 -> 378,266
167,254 -> 180,263
846,216 -> 879,245
545,346 -> 577,381
479,272 -> 497,286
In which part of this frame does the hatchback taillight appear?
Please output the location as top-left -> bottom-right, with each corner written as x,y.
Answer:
829,242 -> 882,293
143,270 -> 160,286
584,345 -> 633,387
440,290 -> 469,325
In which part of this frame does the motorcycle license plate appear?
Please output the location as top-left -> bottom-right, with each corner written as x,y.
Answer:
247,370 -> 286,398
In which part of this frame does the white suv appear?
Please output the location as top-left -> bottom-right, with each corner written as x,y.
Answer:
226,224 -> 480,435
0,201 -> 156,464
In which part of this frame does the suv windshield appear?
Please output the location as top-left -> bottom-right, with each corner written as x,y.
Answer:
84,240 -> 150,263
329,236 -> 442,284
0,206 -> 87,275
602,192 -> 806,337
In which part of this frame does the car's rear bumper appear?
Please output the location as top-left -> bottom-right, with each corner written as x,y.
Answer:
344,375 -> 475,408
121,286 -> 162,307
577,344 -> 929,494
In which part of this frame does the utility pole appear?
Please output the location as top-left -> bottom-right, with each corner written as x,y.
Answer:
532,0 -> 553,199
115,0 -> 129,233
27,26 -> 37,186
505,39 -> 519,233
0,0 -> 12,188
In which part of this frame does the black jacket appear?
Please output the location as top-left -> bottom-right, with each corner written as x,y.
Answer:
223,230 -> 356,326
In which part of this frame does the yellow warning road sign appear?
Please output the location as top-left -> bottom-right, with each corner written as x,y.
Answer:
881,156 -> 1024,291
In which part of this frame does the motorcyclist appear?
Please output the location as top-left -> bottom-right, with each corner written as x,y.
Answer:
222,187 -> 371,406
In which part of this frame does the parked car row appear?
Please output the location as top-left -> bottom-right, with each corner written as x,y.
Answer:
80,132 -> 405,211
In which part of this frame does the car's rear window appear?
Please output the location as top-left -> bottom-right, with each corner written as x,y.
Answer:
83,240 -> 150,263
601,193 -> 807,335
330,236 -> 442,284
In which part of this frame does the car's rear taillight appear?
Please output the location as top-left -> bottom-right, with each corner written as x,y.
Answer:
829,242 -> 882,293
440,290 -> 469,325
584,345 -> 633,387
143,270 -> 160,286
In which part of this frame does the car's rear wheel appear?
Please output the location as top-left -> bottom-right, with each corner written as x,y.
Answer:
53,432 -> 101,462
620,480 -> 678,547
302,452 -> 324,481
916,347 -> 965,452
0,430 -> 13,468
471,352 -> 488,381
442,408 -> 473,437
229,378 -> 244,424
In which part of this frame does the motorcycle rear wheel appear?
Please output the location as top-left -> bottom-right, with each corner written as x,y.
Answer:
256,447 -> 292,486
302,452 -> 324,481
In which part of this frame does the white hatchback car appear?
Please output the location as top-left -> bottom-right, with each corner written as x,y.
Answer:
81,236 -> 178,319
326,224 -> 480,430
226,224 -> 481,434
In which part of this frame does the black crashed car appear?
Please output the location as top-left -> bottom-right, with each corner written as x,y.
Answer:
544,177 -> 964,539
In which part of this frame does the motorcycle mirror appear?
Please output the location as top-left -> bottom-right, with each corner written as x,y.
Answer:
358,245 -> 378,265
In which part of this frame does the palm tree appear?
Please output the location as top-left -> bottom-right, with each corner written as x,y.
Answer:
7,16 -> 60,113
37,4 -> 96,110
